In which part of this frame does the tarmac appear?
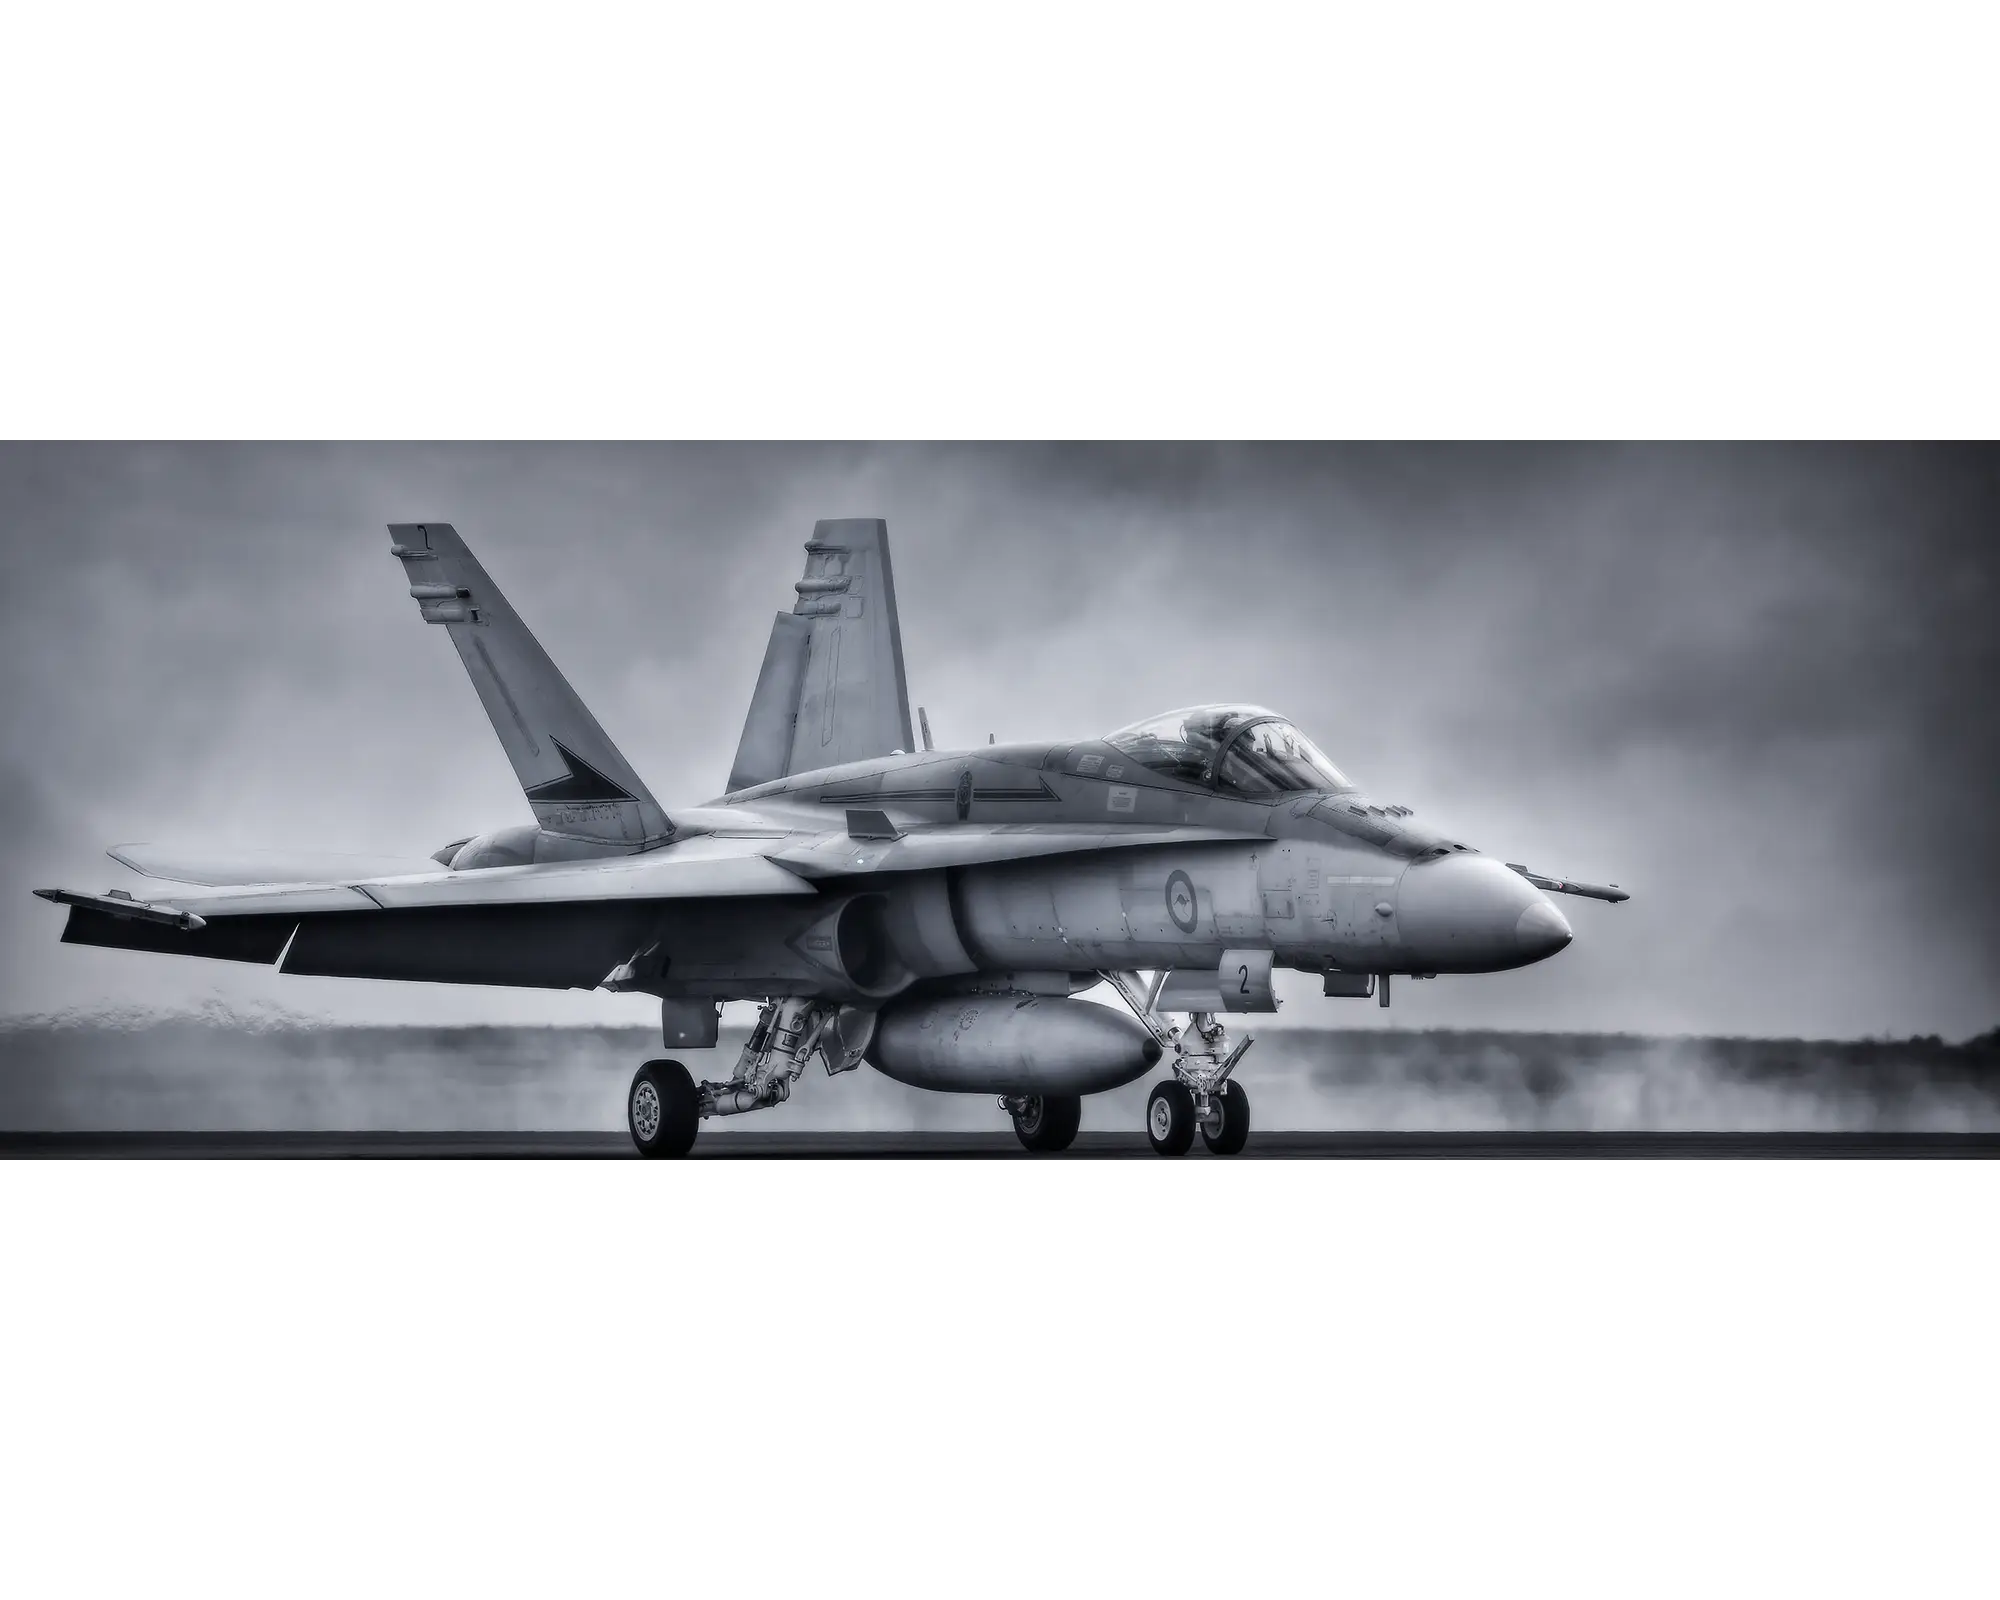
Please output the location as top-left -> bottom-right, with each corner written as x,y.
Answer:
4,1131 -> 1998,1158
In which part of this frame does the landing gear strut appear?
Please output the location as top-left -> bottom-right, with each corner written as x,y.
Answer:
1004,1092 -> 1082,1153
1101,972 -> 1256,1158
627,998 -> 875,1157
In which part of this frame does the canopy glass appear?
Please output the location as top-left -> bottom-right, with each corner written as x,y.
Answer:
1104,705 -> 1351,797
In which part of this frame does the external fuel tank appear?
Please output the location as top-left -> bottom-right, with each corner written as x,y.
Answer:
866,992 -> 1162,1095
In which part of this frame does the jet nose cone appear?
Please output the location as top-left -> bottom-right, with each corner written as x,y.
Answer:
1515,899 -> 1572,960
1395,854 -> 1561,972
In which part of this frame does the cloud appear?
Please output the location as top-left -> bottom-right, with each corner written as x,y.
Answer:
1,444 -> 1994,1036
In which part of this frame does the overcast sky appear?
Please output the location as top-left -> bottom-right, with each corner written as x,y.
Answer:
2,443 -> 1993,1038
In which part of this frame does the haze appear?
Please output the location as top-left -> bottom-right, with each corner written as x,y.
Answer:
2,443 -> 1992,1037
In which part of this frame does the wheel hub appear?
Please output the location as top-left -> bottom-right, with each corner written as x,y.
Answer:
631,1079 -> 661,1141
1149,1095 -> 1173,1140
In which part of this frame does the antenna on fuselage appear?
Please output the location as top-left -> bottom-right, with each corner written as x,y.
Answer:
918,707 -> 934,752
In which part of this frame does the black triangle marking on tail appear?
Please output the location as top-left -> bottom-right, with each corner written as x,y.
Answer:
525,737 -> 638,805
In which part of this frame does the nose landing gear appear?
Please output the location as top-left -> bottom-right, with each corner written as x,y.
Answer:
1102,972 -> 1257,1158
1199,1079 -> 1251,1155
1146,1079 -> 1196,1156
1145,1075 -> 1253,1156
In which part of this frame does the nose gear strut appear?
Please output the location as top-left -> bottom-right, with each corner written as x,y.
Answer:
1100,969 -> 1255,1157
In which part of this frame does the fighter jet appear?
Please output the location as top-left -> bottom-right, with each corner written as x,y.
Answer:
35,520 -> 1627,1156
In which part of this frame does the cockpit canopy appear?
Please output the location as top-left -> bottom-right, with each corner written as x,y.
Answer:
1104,705 -> 1352,797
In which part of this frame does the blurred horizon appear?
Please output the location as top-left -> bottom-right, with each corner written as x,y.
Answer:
6,1017 -> 1996,1134
6,1005 -> 1997,1048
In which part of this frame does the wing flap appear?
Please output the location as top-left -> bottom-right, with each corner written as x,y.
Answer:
57,905 -> 298,965
37,835 -> 818,988
281,902 -> 663,988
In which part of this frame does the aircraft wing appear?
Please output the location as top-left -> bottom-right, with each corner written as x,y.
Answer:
90,836 -> 812,917
108,843 -> 448,887
39,824 -> 1265,989
768,822 -> 1264,879
37,835 -> 815,990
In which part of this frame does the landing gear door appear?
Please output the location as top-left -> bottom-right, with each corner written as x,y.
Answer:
1155,949 -> 1277,1014
1217,948 -> 1277,1012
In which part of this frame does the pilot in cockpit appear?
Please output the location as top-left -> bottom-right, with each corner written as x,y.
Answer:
1105,705 -> 1352,797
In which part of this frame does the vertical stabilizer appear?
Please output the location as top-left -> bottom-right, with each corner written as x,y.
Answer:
389,523 -> 674,847
727,518 -> 913,790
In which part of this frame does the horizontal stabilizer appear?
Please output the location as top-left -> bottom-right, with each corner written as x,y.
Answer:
109,843 -> 443,887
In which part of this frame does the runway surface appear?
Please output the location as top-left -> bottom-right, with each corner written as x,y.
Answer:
5,1131 -> 1999,1158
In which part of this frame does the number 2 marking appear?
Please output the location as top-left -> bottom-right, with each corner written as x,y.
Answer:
1238,964 -> 1250,995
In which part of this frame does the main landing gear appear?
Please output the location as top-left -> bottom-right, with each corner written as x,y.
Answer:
1002,1092 -> 1082,1153
629,1059 -> 700,1157
1102,973 -> 1256,1158
627,998 -> 874,1157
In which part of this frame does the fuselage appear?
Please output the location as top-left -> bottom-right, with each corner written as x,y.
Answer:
469,734 -> 1574,1006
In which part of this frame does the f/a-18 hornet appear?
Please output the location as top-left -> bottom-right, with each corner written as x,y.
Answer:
37,520 -> 1627,1155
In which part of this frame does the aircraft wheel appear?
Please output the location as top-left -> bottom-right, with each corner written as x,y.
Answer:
1012,1093 -> 1082,1153
629,1059 -> 699,1158
1146,1080 -> 1196,1157
1201,1081 -> 1252,1156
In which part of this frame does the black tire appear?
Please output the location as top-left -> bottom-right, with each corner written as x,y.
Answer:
629,1059 -> 699,1158
1201,1081 -> 1252,1156
1146,1079 -> 1196,1157
1012,1093 -> 1082,1153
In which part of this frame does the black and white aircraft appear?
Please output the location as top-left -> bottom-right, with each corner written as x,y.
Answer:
37,520 -> 1625,1155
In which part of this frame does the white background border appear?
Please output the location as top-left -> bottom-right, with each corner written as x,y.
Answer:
5,3 -> 1995,438
4,4 -> 1996,1596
